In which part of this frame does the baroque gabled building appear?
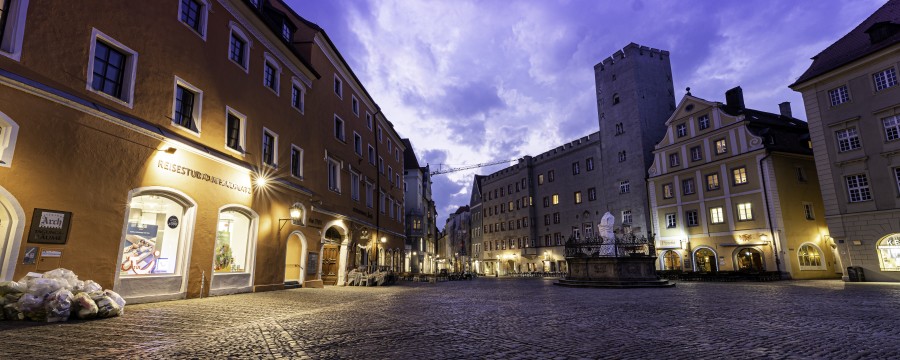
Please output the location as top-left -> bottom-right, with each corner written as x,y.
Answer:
648,88 -> 838,279
790,0 -> 900,281
402,138 -> 436,274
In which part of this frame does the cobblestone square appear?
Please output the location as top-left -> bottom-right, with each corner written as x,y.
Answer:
2,278 -> 899,359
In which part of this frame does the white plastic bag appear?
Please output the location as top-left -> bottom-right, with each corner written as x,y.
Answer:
43,268 -> 80,290
103,289 -> 126,315
45,289 -> 73,323
0,280 -> 26,295
18,293 -> 46,321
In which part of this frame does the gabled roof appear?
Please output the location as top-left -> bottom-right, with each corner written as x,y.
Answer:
723,107 -> 812,155
791,0 -> 900,87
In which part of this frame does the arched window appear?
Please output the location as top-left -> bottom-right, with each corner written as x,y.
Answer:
662,250 -> 681,270
612,93 -> 620,105
121,192 -> 193,276
797,243 -> 825,270
877,234 -> 900,271
694,248 -> 717,272
214,208 -> 254,273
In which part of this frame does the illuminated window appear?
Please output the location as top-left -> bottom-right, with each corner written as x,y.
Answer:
736,202 -> 753,221
662,250 -> 681,270
706,173 -> 719,191
121,193 -> 192,276
798,243 -> 824,270
574,191 -> 582,204
877,234 -> 900,271
663,183 -> 673,199
709,207 -> 724,224
732,167 -> 748,185
715,139 -> 727,155
214,208 -> 255,273
552,194 -> 559,205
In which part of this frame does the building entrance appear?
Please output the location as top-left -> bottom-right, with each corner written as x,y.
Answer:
322,244 -> 339,285
736,248 -> 764,272
285,235 -> 302,282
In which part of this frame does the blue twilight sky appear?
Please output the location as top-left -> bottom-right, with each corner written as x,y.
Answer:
286,0 -> 887,227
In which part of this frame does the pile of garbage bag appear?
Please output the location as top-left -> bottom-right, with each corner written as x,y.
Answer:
0,268 -> 125,323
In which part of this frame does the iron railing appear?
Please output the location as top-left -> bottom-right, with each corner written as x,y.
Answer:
564,234 -> 655,258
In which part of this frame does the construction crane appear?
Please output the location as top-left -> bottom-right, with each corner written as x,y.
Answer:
429,159 -> 515,176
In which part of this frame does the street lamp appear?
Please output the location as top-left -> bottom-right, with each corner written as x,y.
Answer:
280,203 -> 303,231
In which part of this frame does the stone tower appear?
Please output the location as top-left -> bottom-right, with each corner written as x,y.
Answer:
594,43 -> 675,236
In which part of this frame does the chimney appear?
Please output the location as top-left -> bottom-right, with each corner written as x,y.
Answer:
779,102 -> 792,118
725,86 -> 745,110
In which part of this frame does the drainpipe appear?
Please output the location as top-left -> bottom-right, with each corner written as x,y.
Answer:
373,109 -> 383,273
759,151 -> 782,277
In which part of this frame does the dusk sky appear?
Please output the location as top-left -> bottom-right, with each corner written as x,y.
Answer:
287,0 -> 887,227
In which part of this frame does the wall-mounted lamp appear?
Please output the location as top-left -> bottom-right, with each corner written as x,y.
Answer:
255,176 -> 268,187
760,234 -> 769,243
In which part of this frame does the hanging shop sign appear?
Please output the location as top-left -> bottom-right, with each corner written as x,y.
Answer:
27,208 -> 73,244
157,160 -> 251,194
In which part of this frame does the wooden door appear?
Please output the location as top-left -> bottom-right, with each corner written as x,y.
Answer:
322,244 -> 339,285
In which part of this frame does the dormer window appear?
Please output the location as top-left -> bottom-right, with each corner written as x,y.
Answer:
281,22 -> 291,42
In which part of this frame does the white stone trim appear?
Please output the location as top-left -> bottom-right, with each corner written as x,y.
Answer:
0,0 -> 29,61
86,28 -> 139,109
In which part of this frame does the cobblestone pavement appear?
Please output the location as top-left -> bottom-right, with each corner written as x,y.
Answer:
2,278 -> 900,359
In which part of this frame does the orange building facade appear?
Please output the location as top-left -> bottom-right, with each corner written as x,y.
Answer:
0,0 -> 406,303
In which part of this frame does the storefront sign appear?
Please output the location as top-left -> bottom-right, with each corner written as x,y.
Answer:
27,208 -> 73,244
157,160 -> 251,194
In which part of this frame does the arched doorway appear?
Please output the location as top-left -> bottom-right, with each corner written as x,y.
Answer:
876,234 -> 900,271
661,250 -> 681,271
321,227 -> 342,285
694,248 -> 718,272
735,247 -> 764,272
284,231 -> 308,284
0,185 -> 25,281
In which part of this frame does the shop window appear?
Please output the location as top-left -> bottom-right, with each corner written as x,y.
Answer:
121,193 -> 192,275
662,250 -> 681,270
0,0 -> 28,61
797,243 -> 825,270
178,0 -> 208,39
878,234 -> 900,271
172,77 -> 202,134
214,208 -> 255,273
88,28 -> 138,107
228,24 -> 251,71
735,248 -> 763,272
694,248 -> 717,272
0,111 -> 19,167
